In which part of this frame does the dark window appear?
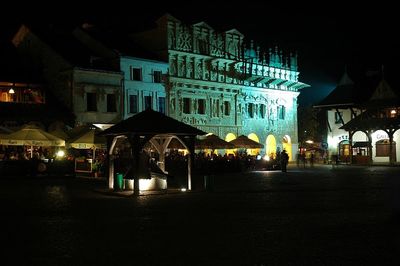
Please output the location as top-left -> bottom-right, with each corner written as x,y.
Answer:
248,103 -> 254,118
183,98 -> 191,114
130,67 -> 142,81
153,71 -> 162,83
335,111 -> 343,124
224,101 -> 230,116
158,97 -> 166,114
278,105 -> 285,120
107,94 -> 117,112
144,96 -> 152,110
87,92 -> 97,111
198,99 -> 205,114
260,104 -> 266,118
198,39 -> 209,54
129,95 -> 138,114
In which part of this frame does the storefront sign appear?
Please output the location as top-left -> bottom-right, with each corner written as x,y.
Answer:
375,132 -> 388,140
338,135 -> 349,141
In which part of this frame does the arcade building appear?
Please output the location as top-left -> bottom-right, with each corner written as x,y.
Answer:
131,14 -> 309,161
315,70 -> 400,165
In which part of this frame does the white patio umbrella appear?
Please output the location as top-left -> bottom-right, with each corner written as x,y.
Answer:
67,126 -> 106,160
0,125 -> 65,158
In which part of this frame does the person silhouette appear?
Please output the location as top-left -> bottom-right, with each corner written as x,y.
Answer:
281,150 -> 289,172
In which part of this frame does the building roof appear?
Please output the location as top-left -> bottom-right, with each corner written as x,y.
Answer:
340,115 -> 400,131
0,41 -> 43,83
21,24 -> 117,71
314,71 -> 382,109
77,24 -> 165,62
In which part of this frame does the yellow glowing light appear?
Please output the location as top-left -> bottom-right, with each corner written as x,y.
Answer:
305,140 -> 314,144
225,133 -> 237,155
8,88 -> 15,94
56,150 -> 65,157
247,133 -> 260,156
181,188 -> 187,192
391,110 -> 397,114
263,155 -> 270,161
139,179 -> 152,191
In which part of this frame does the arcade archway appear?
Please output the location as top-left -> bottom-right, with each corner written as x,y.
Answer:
225,133 -> 236,155
282,135 -> 292,161
247,133 -> 260,156
265,134 -> 277,159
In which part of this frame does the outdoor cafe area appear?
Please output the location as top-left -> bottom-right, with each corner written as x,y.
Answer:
0,124 -> 106,177
0,121 -> 280,181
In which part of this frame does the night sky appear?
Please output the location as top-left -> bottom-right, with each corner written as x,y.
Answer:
2,2 -> 398,107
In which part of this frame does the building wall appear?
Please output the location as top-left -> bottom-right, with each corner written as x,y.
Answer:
157,16 -> 304,159
326,108 -> 400,164
73,68 -> 123,125
121,57 -> 168,118
12,26 -> 73,108
12,25 -> 124,126
326,108 -> 352,155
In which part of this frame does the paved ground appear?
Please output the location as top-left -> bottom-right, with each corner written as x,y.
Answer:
1,164 -> 400,265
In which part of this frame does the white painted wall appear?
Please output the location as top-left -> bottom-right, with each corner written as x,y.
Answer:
120,57 -> 168,119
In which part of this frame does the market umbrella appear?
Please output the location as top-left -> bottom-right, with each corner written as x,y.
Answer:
195,134 -> 235,150
229,135 -> 264,149
0,124 -> 65,157
68,126 -> 106,160
68,127 -> 106,149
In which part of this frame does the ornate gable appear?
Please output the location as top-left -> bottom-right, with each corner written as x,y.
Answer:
224,29 -> 244,38
193,21 -> 214,30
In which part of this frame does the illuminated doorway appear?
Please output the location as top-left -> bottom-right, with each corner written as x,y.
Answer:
338,140 -> 350,163
265,135 -> 277,159
247,133 -> 260,156
225,133 -> 237,155
282,135 -> 292,161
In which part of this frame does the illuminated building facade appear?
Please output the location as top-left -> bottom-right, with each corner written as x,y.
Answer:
8,16 -> 309,162
72,26 -> 169,121
120,57 -> 168,119
132,14 -> 309,160
315,70 -> 400,165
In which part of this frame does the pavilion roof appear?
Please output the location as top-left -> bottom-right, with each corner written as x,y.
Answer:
101,109 -> 206,136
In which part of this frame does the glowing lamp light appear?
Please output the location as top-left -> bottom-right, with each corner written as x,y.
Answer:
181,188 -> 187,192
391,110 -> 397,115
305,140 -> 314,144
139,179 -> 152,191
56,150 -> 65,158
263,155 -> 270,161
8,88 -> 15,94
